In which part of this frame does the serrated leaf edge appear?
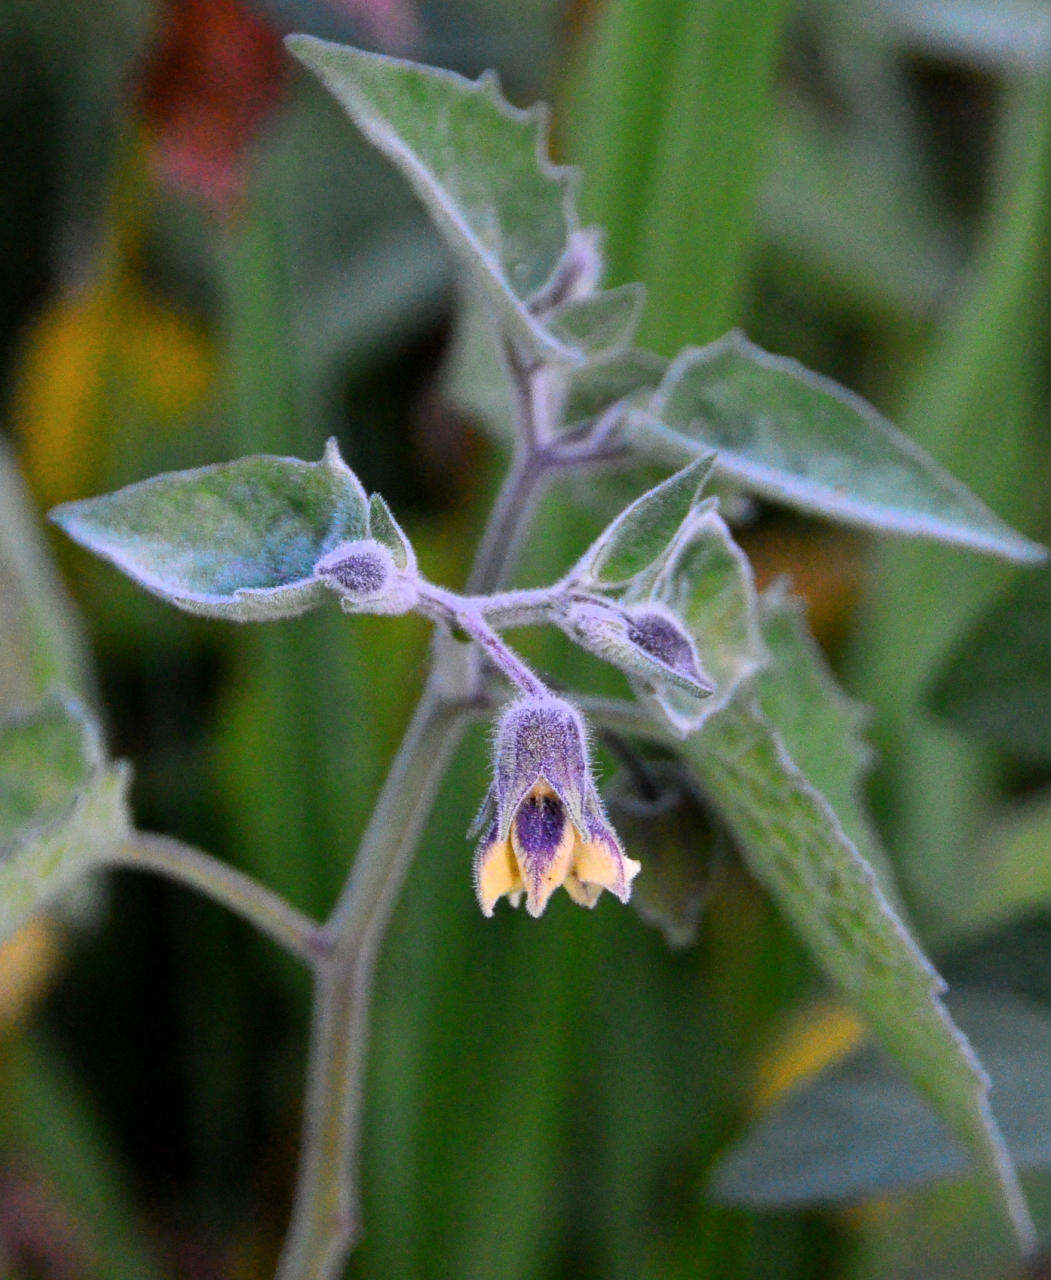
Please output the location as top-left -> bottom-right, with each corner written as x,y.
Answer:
692,696 -> 1035,1249
286,35 -> 588,366
637,330 -> 1047,563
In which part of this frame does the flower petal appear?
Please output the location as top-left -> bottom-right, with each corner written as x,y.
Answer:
511,791 -> 576,917
474,823 -> 523,917
563,872 -> 602,909
575,824 -> 641,905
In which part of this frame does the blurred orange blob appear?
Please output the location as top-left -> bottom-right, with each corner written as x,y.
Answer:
0,919 -> 64,1032
753,999 -> 865,1111
13,282 -> 214,507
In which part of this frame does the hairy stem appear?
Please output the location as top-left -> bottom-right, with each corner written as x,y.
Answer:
275,346 -> 561,1280
415,582 -> 549,696
275,679 -> 470,1280
108,834 -> 324,965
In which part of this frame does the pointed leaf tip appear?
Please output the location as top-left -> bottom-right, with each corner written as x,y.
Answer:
285,35 -> 615,365
51,448 -> 370,621
632,333 -> 1046,562
578,454 -> 717,588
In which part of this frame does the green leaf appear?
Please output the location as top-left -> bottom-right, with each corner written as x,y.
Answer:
628,508 -> 765,734
574,455 -> 716,588
0,441 -> 88,710
631,331 -> 1046,562
0,699 -> 130,944
287,36 -> 603,366
51,440 -> 370,621
368,492 -> 415,573
756,588 -> 899,903
928,565 -> 1051,763
945,789 -> 1051,940
712,991 -> 1051,1209
562,347 -> 667,433
546,283 -> 647,359
682,700 -> 1034,1247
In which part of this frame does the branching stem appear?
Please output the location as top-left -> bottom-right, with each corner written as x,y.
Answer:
274,341 -> 576,1280
108,834 -> 325,966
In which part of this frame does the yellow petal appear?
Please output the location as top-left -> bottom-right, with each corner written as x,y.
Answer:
474,834 -> 523,916
563,872 -> 602,909
575,833 -> 641,903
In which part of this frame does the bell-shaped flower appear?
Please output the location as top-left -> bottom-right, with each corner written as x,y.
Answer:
471,696 -> 640,918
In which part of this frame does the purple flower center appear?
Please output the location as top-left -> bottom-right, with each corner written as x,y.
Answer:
514,793 -> 567,859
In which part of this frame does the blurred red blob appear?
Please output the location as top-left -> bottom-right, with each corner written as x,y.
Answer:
139,0 -> 286,213
138,0 -> 418,213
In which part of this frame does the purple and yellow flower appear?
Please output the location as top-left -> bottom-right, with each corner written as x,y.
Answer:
472,696 -> 640,918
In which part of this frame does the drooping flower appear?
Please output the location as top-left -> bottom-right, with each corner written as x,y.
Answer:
472,696 -> 640,918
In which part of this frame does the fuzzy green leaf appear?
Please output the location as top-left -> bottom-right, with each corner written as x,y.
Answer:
561,347 -> 667,435
546,283 -> 646,359
367,492 -> 415,573
288,36 -> 612,366
756,588 -> 899,902
575,456 -> 716,588
631,331 -> 1045,562
0,699 -> 130,943
0,442 -> 87,710
628,508 -> 765,734
51,441 -> 370,621
683,700 -> 1033,1247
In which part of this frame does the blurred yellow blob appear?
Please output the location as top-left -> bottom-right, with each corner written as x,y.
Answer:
0,918 -> 64,1031
753,999 -> 865,1111
14,281 -> 214,507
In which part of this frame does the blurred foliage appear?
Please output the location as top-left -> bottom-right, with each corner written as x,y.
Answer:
0,0 -> 1049,1277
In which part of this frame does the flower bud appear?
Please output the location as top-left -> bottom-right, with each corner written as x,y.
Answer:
562,600 -> 713,700
314,538 -> 418,615
472,695 -> 640,918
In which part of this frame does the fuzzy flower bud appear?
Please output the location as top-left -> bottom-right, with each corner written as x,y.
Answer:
471,695 -> 640,918
314,538 -> 418,615
563,600 -> 713,700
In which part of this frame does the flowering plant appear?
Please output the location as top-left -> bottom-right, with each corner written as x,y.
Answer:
3,34 -> 1045,1280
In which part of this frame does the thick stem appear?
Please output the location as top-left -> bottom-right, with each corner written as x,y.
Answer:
275,680 -> 469,1280
108,834 -> 323,966
275,347 -> 566,1280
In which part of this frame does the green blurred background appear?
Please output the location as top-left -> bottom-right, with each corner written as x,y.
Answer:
1,0 -> 1050,1276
